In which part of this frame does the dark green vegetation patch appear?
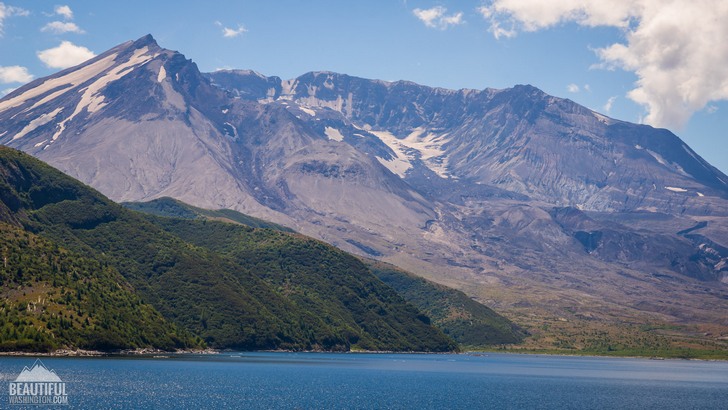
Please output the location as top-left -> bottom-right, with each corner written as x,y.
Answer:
367,261 -> 527,346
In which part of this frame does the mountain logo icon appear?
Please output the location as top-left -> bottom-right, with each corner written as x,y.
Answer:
13,359 -> 63,382
8,359 -> 68,405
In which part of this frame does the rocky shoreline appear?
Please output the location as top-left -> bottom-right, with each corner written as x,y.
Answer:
0,348 -> 219,357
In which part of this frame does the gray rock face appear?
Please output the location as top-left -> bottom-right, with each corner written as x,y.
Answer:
2,35 -> 728,330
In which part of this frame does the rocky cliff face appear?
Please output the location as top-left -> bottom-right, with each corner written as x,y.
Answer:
209,70 -> 728,213
2,35 -> 728,335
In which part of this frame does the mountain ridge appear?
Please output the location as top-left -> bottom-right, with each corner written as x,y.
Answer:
2,34 -> 727,351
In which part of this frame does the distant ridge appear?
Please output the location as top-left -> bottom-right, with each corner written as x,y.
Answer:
122,197 -> 294,232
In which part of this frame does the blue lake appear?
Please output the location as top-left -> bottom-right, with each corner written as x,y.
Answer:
1,352 -> 726,409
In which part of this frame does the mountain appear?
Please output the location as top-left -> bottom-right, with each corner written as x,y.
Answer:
2,34 -> 727,352
0,146 -> 459,352
125,197 -> 525,346
0,148 -> 202,352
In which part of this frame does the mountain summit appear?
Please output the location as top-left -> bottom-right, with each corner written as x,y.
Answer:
2,35 -> 727,347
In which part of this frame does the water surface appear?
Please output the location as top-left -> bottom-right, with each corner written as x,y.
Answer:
1,352 -> 726,409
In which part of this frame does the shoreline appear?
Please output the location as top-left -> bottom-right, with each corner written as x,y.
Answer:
0,348 -> 220,357
0,348 -> 725,362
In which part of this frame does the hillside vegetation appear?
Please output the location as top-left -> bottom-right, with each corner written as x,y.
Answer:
0,146 -> 456,352
366,260 -> 527,346
128,198 -> 527,347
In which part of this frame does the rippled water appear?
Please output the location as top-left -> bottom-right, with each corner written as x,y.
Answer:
1,352 -> 726,409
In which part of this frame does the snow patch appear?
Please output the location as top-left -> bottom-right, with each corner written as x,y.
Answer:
634,144 -> 643,150
697,192 -> 704,197
33,140 -> 47,148
682,144 -> 700,162
279,79 -> 297,99
664,186 -> 688,193
157,65 -> 167,83
369,128 -> 452,178
323,76 -> 335,89
645,149 -> 667,166
12,107 -> 63,141
299,106 -> 316,116
402,127 -> 451,178
223,122 -> 238,138
375,156 -> 412,178
0,53 -> 119,113
370,130 -> 413,177
644,149 -> 690,177
222,109 -> 228,114
324,126 -> 344,142
51,46 -> 158,142
297,94 -> 345,113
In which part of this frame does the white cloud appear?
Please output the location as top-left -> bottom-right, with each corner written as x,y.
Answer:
477,5 -> 516,39
0,65 -> 33,83
479,0 -> 728,131
37,41 -> 95,69
2,87 -> 17,96
413,6 -> 464,30
584,84 -> 591,92
41,21 -> 84,34
215,21 -> 247,38
479,1 -> 639,32
223,26 -> 246,38
706,105 -> 718,114
604,96 -> 617,113
567,83 -> 579,93
0,2 -> 29,36
55,5 -> 73,20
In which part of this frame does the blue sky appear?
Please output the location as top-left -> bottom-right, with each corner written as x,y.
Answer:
1,1 -> 726,174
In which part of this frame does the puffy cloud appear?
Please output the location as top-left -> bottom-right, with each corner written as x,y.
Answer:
478,1 -> 639,32
0,2 -> 29,36
40,5 -> 84,34
37,41 -> 95,69
55,5 -> 73,20
41,21 -> 84,34
413,6 -> 464,30
479,0 -> 728,130
215,21 -> 247,38
0,65 -> 33,83
567,83 -> 579,93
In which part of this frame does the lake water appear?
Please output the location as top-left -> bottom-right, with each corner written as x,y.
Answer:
0,352 -> 726,409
